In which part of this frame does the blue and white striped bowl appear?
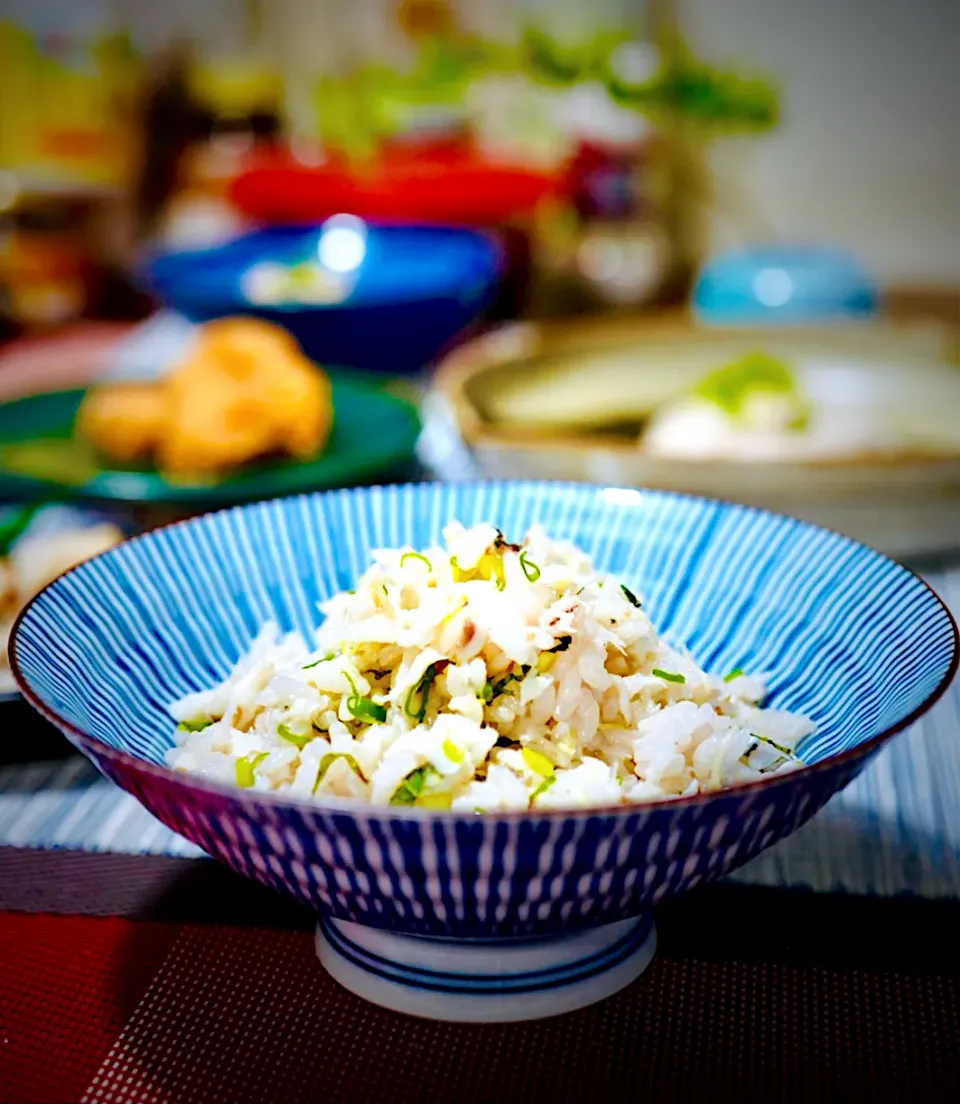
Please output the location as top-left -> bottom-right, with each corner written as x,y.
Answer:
11,483 -> 957,1021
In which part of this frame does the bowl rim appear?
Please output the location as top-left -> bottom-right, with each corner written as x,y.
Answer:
433,317 -> 960,471
10,481 -> 959,822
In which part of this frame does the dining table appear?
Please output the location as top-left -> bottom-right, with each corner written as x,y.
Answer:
1,313 -> 959,1103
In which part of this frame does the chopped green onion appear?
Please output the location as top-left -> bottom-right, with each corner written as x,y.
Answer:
234,752 -> 266,788
694,351 -> 805,424
353,699 -> 387,723
751,732 -> 797,759
390,764 -> 441,805
302,653 -> 335,670
417,792 -> 452,810
484,552 -> 506,591
404,661 -> 448,723
740,733 -> 801,772
652,668 -> 686,684
484,665 -> 527,702
495,735 -> 520,748
620,584 -> 642,608
519,550 -> 541,582
277,723 -> 312,750
479,681 -> 495,703
531,775 -> 557,801
723,667 -> 744,683
343,673 -> 388,724
442,738 -> 464,764
313,752 -> 364,792
521,747 -> 555,777
177,718 -> 212,733
537,651 -> 557,673
400,550 -> 432,571
758,759 -> 788,774
738,741 -> 759,767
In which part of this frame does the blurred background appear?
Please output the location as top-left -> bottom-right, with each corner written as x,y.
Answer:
0,0 -> 958,716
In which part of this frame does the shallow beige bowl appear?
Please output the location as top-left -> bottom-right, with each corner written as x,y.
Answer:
434,316 -> 960,560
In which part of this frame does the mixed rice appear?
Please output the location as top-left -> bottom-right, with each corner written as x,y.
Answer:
167,523 -> 812,810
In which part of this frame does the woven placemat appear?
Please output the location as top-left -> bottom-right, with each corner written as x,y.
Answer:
2,852 -> 959,1104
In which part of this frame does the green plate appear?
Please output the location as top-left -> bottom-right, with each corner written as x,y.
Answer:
0,374 -> 420,506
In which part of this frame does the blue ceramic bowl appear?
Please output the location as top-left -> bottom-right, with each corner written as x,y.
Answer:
144,224 -> 501,375
11,484 -> 957,1021
693,246 -> 878,326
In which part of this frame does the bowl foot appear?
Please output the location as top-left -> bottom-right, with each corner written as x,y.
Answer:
315,912 -> 656,1023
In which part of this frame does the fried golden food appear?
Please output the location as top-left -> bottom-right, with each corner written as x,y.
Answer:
76,384 -> 168,465
198,316 -> 300,362
78,318 -> 333,481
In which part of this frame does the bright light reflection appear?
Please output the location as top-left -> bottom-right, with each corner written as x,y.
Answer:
599,487 -> 645,507
753,267 -> 793,308
319,214 -> 368,274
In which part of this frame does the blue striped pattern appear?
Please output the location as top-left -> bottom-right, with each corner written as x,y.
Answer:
10,483 -> 957,935
317,913 -> 654,995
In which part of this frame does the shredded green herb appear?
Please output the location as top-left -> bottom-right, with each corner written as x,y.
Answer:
177,718 -> 212,733
652,668 -> 686,684
313,752 -> 364,792
547,635 -> 573,654
302,653 -> 335,670
404,660 -> 449,723
400,550 -> 432,571
751,732 -> 796,758
740,733 -> 801,772
620,584 -> 642,608
723,667 -> 744,683
277,723 -> 312,750
531,775 -> 557,801
390,764 -> 441,806
519,550 -> 541,582
738,740 -> 759,767
343,673 -> 388,724
758,760 -> 788,774
483,664 -> 529,703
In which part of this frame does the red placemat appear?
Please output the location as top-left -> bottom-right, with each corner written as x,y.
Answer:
3,911 -> 959,1104
2,849 -> 959,1104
